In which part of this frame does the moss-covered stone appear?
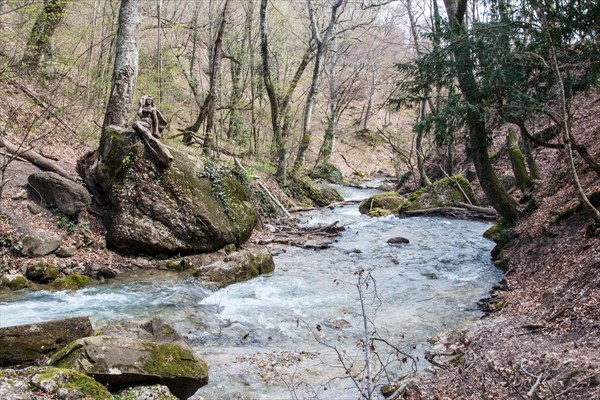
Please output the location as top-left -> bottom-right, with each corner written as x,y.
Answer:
483,220 -> 514,247
309,163 -> 345,184
402,175 -> 478,211
359,192 -> 407,215
368,208 -> 392,217
48,274 -> 91,291
95,127 -> 257,255
32,367 -> 112,399
288,175 -> 343,207
49,335 -> 208,400
0,274 -> 29,290
25,261 -> 59,283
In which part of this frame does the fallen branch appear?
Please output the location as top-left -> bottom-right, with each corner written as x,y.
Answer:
455,202 -> 499,216
0,138 -> 77,181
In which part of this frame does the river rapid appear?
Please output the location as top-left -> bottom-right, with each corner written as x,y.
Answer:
0,185 -> 501,399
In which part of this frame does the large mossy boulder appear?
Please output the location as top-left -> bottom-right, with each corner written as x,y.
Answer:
402,175 -> 477,211
97,318 -> 187,346
288,175 -> 343,207
49,335 -> 208,400
309,163 -> 345,184
0,317 -> 93,366
92,126 -> 257,255
359,192 -> 407,216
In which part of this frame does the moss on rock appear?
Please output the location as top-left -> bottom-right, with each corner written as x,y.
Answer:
32,367 -> 112,399
48,274 -> 91,291
359,192 -> 407,215
25,262 -> 59,283
0,274 -> 29,290
309,163 -> 345,184
402,175 -> 477,211
288,175 -> 343,207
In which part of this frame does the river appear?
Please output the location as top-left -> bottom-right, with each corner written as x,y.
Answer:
0,185 -> 501,399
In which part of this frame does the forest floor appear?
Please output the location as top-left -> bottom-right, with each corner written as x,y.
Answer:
1,78 -> 599,400
407,95 -> 600,400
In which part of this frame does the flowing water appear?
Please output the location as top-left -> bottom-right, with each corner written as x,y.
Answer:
0,185 -> 501,399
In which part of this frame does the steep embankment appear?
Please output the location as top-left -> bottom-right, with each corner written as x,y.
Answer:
412,96 -> 600,399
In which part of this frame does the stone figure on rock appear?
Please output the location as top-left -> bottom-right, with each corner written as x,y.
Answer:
132,94 -> 173,166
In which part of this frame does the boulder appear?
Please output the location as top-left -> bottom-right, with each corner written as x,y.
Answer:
403,175 -> 477,211
0,274 -> 29,290
98,318 -> 188,346
309,163 -> 345,184
359,192 -> 407,215
55,245 -> 78,258
0,316 -> 93,366
27,172 -> 91,217
91,126 -> 257,255
20,231 -> 63,257
193,250 -> 275,288
48,274 -> 92,291
25,261 -> 59,283
288,175 -> 343,207
49,336 -> 209,400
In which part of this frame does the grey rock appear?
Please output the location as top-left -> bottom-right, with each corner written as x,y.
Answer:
20,232 -> 63,257
98,318 -> 188,346
25,262 -> 59,283
0,316 -> 93,366
192,250 -> 275,288
55,245 -> 78,258
28,172 -> 91,217
26,202 -> 44,215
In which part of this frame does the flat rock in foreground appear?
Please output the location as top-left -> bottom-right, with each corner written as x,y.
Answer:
49,335 -> 209,400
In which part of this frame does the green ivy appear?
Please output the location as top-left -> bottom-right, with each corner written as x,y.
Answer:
198,159 -> 235,221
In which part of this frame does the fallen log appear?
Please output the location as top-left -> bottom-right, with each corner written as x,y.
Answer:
455,202 -> 499,216
1,139 -> 77,181
400,206 -> 498,221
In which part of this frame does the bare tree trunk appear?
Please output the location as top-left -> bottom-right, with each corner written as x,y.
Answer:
260,0 -> 285,184
156,0 -> 162,105
202,0 -> 230,155
292,0 -> 345,176
363,68 -> 376,130
101,0 -> 140,140
516,122 -> 541,180
21,0 -> 72,71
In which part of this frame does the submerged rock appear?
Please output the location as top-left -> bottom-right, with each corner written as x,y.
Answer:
387,237 -> 410,244
90,126 -> 257,255
28,171 -> 91,217
0,316 -> 93,366
49,336 -> 209,400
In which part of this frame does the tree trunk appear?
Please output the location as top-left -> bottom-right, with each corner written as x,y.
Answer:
21,0 -> 71,71
516,122 -> 541,180
100,0 -> 140,150
260,0 -> 285,184
443,0 -> 518,223
202,0 -> 230,155
292,0 -> 345,176
507,130 -> 533,193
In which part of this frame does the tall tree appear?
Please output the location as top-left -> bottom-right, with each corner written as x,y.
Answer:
21,0 -> 72,72
442,0 -> 519,222
260,0 -> 313,185
292,0 -> 346,176
101,0 -> 140,134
